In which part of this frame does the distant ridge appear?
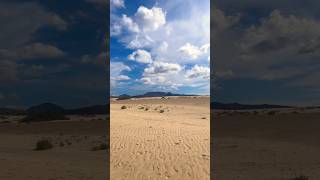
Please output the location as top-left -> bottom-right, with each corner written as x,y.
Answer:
0,107 -> 25,115
211,102 -> 291,110
27,103 -> 65,114
0,103 -> 108,115
66,105 -> 108,115
115,91 -> 198,100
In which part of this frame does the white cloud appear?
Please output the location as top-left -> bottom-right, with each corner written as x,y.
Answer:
111,0 -> 125,8
121,15 -> 140,33
179,43 -> 209,59
113,75 -> 131,81
126,34 -> 154,49
143,61 -> 181,75
110,23 -> 122,36
139,63 -> 210,91
135,6 -> 166,32
111,1 -> 210,93
156,41 -> 168,53
128,49 -> 152,63
186,65 -> 210,79
110,61 -> 131,75
140,77 -> 153,85
110,61 -> 131,89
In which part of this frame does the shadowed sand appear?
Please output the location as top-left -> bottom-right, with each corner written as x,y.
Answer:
213,109 -> 320,180
0,115 -> 107,180
110,96 -> 210,180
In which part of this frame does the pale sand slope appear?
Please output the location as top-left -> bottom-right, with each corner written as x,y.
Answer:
213,111 -> 320,180
110,96 -> 210,180
0,115 -> 107,180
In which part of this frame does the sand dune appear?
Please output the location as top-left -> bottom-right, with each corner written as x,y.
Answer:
213,110 -> 320,180
0,115 -> 107,180
110,96 -> 210,180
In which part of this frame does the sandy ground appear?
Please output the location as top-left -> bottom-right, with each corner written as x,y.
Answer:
0,115 -> 108,180
110,96 -> 210,180
213,109 -> 320,180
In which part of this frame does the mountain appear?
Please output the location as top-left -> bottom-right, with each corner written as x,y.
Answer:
67,105 -> 108,115
27,103 -> 65,114
211,102 -> 291,110
115,92 -> 198,100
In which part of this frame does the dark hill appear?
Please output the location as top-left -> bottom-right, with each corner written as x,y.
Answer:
115,92 -> 198,100
67,105 -> 108,115
22,103 -> 68,122
27,103 -> 65,114
211,102 -> 291,110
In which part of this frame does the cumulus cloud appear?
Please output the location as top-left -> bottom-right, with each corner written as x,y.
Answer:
128,49 -> 152,63
111,0 -> 125,8
121,15 -> 140,33
112,75 -> 131,81
110,61 -> 131,75
135,6 -> 166,32
126,34 -> 154,49
111,0 -> 210,94
186,65 -> 210,79
143,61 -> 181,75
179,43 -> 210,59
156,41 -> 168,53
110,61 -> 131,88
139,63 -> 210,91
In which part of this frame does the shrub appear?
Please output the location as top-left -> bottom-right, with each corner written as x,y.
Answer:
34,140 -> 53,151
159,110 -> 165,113
267,111 -> 277,115
91,143 -> 108,151
121,105 -> 127,109
292,176 -> 309,180
1,120 -> 11,123
117,94 -> 131,100
145,108 -> 149,111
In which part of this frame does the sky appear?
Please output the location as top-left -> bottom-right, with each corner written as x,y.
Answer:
110,0 -> 210,96
0,0 -> 108,108
212,0 -> 320,106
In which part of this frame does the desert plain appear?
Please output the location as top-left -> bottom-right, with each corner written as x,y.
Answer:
110,96 -> 210,180
213,108 -> 320,180
0,115 -> 108,180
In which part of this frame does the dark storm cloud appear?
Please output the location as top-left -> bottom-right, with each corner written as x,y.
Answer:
0,43 -> 65,60
0,2 -> 67,48
0,1 -> 108,108
212,0 -> 320,105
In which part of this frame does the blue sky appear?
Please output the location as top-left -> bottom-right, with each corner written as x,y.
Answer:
110,0 -> 210,96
